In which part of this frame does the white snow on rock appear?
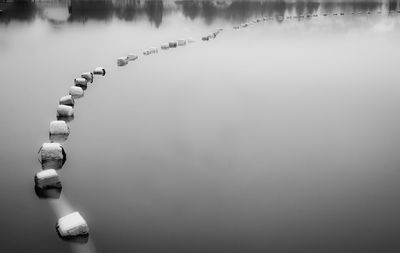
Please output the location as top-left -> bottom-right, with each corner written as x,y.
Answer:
49,120 -> 69,136
35,169 -> 61,189
74,77 -> 88,87
178,39 -> 187,46
161,43 -> 169,50
93,67 -> 106,76
117,57 -> 129,66
127,54 -> 138,61
69,86 -> 84,98
149,47 -> 158,54
57,212 -> 89,237
81,72 -> 93,83
169,41 -> 177,48
143,47 -> 158,55
59,95 -> 74,107
40,143 -> 63,161
39,142 -> 65,169
57,105 -> 74,117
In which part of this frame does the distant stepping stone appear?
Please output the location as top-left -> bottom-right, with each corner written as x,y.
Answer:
57,105 -> 74,118
161,43 -> 169,50
169,41 -> 177,48
143,47 -> 158,55
93,67 -> 106,76
81,72 -> 93,83
59,95 -> 74,107
69,86 -> 84,98
117,57 -> 129,66
127,53 -> 138,61
178,39 -> 187,46
74,77 -> 88,89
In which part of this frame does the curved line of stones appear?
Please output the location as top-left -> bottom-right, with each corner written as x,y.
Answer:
34,8 -> 400,241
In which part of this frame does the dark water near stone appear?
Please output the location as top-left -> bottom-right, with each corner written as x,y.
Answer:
1,1 -> 400,252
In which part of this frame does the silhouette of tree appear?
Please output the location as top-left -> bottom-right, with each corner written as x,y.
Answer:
389,0 -> 398,11
201,1 -> 218,25
0,0 -> 389,25
144,0 -> 163,28
0,1 -> 37,23
305,1 -> 320,14
178,0 -> 201,20
67,0 -> 113,23
114,0 -> 141,21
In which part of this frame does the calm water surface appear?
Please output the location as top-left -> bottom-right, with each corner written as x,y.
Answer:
1,1 -> 400,252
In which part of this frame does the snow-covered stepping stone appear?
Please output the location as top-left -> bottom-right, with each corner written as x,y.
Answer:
74,77 -> 88,89
117,57 -> 129,66
39,142 -> 66,169
69,86 -> 84,98
56,212 -> 89,238
169,41 -> 177,48
127,53 -> 138,61
178,39 -> 187,46
57,105 -> 74,117
93,67 -> 106,76
161,43 -> 169,50
34,169 -> 61,189
59,95 -> 74,107
81,72 -> 93,83
49,120 -> 69,142
149,47 -> 158,54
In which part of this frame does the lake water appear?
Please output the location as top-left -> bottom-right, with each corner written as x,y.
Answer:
1,1 -> 400,252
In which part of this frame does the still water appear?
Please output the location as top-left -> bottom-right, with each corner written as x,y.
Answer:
1,0 -> 400,252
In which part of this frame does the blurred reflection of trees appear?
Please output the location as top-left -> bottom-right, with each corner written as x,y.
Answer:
0,0 -> 390,26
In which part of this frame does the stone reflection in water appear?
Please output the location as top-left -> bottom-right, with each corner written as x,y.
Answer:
1,0 -> 398,26
69,241 -> 97,253
59,233 -> 89,244
57,115 -> 75,123
35,186 -> 62,199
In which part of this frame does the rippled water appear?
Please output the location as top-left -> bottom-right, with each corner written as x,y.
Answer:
1,1 -> 400,252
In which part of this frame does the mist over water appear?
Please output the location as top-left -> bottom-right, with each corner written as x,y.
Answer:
48,195 -> 76,218
1,0 -> 400,252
